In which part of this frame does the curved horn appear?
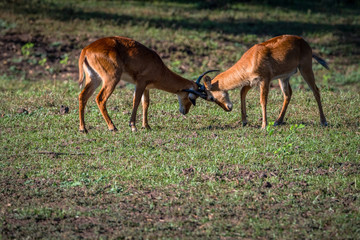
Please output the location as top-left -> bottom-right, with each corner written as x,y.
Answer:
183,89 -> 207,100
196,69 -> 219,86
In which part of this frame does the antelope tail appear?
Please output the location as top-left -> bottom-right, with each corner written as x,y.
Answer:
312,54 -> 329,70
78,49 -> 86,88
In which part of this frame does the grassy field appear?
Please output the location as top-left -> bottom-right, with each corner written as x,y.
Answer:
1,0 -> 360,239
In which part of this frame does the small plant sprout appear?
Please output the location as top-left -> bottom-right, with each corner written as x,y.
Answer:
60,54 -> 69,65
274,123 -> 305,157
21,42 -> 34,57
38,57 -> 47,66
266,121 -> 275,136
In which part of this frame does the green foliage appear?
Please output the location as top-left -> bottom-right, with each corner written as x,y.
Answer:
0,78 -> 359,239
21,42 -> 34,57
0,0 -> 359,238
1,0 -> 359,89
266,121 -> 306,157
38,57 -> 47,66
59,54 -> 68,65
273,123 -> 305,157
266,121 -> 275,136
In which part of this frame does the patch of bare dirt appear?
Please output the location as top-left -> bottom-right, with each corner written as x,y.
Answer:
198,164 -> 279,184
0,31 -> 81,81
0,30 -> 208,86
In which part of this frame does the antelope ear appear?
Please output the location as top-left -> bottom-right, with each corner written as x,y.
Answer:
188,92 -> 197,106
203,76 -> 212,90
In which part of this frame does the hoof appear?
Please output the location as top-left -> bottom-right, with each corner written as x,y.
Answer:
273,121 -> 283,126
79,128 -> 88,134
110,127 -> 118,132
242,121 -> 247,127
142,125 -> 151,130
321,121 -> 328,127
129,122 -> 137,132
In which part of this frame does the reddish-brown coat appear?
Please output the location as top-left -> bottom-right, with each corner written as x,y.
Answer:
203,35 -> 328,128
78,37 -> 198,133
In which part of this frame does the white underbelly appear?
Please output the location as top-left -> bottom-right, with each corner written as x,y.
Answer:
272,69 -> 297,81
120,72 -> 156,89
121,72 -> 136,84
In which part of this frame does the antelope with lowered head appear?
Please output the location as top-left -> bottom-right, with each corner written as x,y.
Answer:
198,35 -> 329,129
78,36 -> 209,133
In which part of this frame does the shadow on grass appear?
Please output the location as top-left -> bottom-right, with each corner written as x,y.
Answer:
154,0 -> 360,13
7,1 -> 360,38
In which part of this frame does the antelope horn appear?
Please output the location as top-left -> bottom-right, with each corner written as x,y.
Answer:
195,69 -> 219,90
183,89 -> 207,100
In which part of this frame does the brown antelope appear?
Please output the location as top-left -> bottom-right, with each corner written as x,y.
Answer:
198,35 -> 329,129
78,36 -> 209,133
